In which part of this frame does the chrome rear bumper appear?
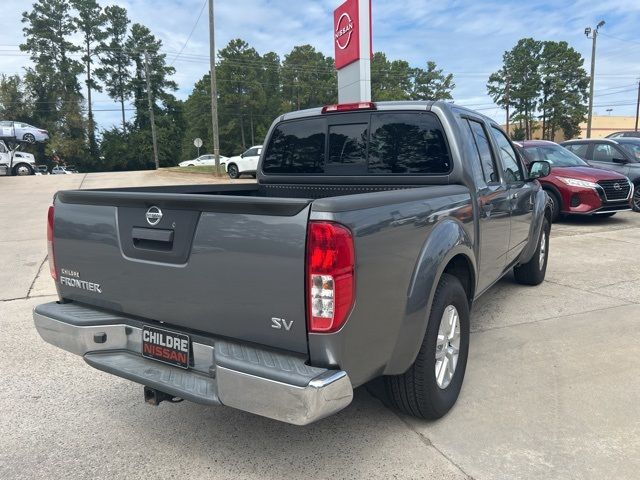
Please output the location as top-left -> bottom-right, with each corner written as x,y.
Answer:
33,303 -> 353,425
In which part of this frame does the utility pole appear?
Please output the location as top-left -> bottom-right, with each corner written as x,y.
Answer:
635,80 -> 640,132
144,51 -> 160,170
505,76 -> 510,136
208,0 -> 221,177
585,20 -> 605,138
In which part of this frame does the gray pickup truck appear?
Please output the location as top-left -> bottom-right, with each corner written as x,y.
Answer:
34,101 -> 552,425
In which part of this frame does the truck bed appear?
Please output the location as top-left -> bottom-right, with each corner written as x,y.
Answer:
52,182 -> 470,359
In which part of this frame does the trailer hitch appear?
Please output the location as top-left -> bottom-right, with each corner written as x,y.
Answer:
143,386 -> 184,406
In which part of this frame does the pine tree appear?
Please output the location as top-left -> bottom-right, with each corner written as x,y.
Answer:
21,0 -> 86,166
95,5 -> 131,132
125,23 -> 177,130
72,0 -> 106,163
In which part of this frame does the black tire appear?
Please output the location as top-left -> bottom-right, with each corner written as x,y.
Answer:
633,184 -> 640,212
23,133 -> 35,144
384,273 -> 470,420
514,217 -> 550,286
12,163 -> 33,176
545,189 -> 561,222
227,164 -> 239,179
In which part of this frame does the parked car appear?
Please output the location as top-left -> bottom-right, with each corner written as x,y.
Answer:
178,154 -> 229,168
515,140 -> 632,220
0,140 -> 36,175
35,165 -> 49,175
51,166 -> 74,175
561,138 -> 640,210
606,131 -> 640,139
34,101 -> 552,426
0,120 -> 49,143
225,145 -> 262,179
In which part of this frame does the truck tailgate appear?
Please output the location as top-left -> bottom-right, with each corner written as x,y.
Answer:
52,191 -> 311,353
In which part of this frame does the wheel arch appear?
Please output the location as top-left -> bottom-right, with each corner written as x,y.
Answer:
383,219 -> 476,375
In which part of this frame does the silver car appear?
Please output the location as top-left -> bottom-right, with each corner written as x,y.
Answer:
0,121 -> 49,143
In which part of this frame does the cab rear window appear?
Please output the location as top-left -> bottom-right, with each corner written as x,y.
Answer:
262,112 -> 452,175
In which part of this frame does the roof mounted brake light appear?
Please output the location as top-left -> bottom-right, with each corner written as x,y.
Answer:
321,102 -> 376,114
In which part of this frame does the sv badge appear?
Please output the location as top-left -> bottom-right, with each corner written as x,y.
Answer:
271,317 -> 293,331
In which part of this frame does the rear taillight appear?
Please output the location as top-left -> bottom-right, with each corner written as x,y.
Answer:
47,205 -> 57,281
306,221 -> 355,333
321,102 -> 376,113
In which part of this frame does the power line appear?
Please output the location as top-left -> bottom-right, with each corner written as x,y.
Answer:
169,0 -> 207,66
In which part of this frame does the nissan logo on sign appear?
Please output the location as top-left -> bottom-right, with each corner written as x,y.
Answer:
145,206 -> 163,226
335,13 -> 354,50
334,0 -> 361,69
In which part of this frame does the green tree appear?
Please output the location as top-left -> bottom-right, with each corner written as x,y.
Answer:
0,75 -> 34,122
95,5 -> 131,132
371,52 -> 412,100
125,23 -> 177,130
372,53 -> 454,101
488,38 -> 543,139
281,45 -> 336,111
539,41 -> 588,140
180,74 -> 212,160
217,39 -> 265,152
71,0 -> 106,161
411,61 -> 455,100
21,0 -> 86,167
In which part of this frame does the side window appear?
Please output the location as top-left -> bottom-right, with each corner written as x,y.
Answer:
490,126 -> 523,183
564,144 -> 588,158
466,119 -> 499,184
0,143 -> 6,154
592,144 -> 614,162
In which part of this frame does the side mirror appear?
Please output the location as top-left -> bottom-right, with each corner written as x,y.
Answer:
240,153 -> 245,158
528,160 -> 551,180
612,157 -> 628,164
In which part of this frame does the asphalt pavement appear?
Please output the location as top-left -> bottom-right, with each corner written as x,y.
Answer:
1,171 -> 639,479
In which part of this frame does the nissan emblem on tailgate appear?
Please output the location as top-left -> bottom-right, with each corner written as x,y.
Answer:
146,206 -> 163,226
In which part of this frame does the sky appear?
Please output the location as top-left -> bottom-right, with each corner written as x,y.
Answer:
1,0 -> 640,130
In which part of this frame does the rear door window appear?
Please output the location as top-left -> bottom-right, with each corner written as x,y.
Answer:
564,143 -> 589,158
368,113 -> 451,174
592,144 -> 615,162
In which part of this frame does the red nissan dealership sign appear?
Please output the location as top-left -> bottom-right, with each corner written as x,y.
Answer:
334,0 -> 360,69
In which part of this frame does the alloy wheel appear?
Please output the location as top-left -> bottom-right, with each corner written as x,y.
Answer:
539,230 -> 547,270
435,305 -> 461,389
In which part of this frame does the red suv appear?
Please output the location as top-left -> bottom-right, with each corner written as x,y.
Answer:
515,140 -> 633,221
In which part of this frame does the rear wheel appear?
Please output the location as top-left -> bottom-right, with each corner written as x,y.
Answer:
23,133 -> 35,144
545,189 -> 561,222
384,273 -> 470,419
633,184 -> 640,212
227,164 -> 239,179
514,217 -> 550,285
12,163 -> 33,176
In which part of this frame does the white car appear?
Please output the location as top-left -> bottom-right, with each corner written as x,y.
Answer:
178,154 -> 229,167
0,140 -> 37,175
51,166 -> 74,175
225,145 -> 262,179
